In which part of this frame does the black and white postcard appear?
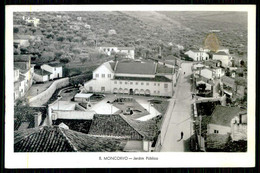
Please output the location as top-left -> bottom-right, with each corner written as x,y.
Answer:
5,5 -> 256,168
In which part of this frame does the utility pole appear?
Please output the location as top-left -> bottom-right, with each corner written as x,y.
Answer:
199,115 -> 202,151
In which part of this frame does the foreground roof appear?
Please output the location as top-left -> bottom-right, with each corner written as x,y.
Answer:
209,106 -> 241,126
213,51 -> 228,56
115,62 -> 156,75
14,126 -> 126,152
88,114 -> 158,141
34,69 -> 52,76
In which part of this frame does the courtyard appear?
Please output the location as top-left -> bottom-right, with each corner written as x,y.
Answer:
54,87 -> 169,121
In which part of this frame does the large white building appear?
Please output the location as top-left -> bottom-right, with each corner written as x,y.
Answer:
185,50 -> 209,61
84,61 -> 175,97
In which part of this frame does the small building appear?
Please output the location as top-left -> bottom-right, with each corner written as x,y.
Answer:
13,35 -> 31,48
220,76 -> 235,98
212,51 -> 233,68
41,64 -> 63,79
88,114 -> 158,152
108,29 -> 117,35
84,24 -> 91,29
33,68 -> 52,82
184,50 -> 209,61
207,105 -> 241,135
231,111 -> 247,141
25,17 -> 40,27
77,16 -> 82,21
14,55 -> 34,98
98,46 -> 135,59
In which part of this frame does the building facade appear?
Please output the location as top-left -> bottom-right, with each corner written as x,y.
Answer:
185,50 -> 209,61
84,61 -> 174,97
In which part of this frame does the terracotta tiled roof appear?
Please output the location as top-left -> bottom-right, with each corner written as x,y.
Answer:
209,106 -> 241,127
115,62 -> 156,75
14,126 -> 127,152
213,51 -> 228,56
114,75 -> 172,82
221,76 -> 235,88
88,114 -> 158,141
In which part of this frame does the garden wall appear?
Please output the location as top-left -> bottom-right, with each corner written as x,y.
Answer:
28,78 -> 69,107
51,110 -> 96,120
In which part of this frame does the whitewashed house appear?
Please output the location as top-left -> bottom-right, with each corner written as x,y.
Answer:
231,112 -> 247,141
41,64 -> 63,79
33,68 -> 52,82
25,17 -> 40,27
99,46 -> 135,59
207,106 -> 241,135
84,61 -> 174,97
185,50 -> 209,61
14,68 -> 26,101
212,51 -> 234,68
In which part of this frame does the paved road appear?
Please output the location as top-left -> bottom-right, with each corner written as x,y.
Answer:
161,62 -> 194,152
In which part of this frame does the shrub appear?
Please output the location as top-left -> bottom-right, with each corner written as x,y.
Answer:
60,57 -> 70,64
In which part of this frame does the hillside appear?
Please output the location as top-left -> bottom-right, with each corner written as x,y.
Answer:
13,11 -> 248,75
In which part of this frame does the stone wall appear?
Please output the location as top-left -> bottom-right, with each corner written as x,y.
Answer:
51,110 -> 96,120
28,78 -> 69,107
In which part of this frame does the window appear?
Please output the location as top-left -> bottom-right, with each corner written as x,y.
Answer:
101,87 -> 105,92
164,84 -> 168,88
154,91 -> 156,94
89,86 -> 93,91
108,48 -> 110,51
114,81 -> 117,84
146,83 -> 149,86
158,91 -> 160,94
120,82 -> 122,84
95,74 -> 99,78
130,82 -> 133,85
154,83 -> 156,86
158,83 -> 160,86
214,130 -> 219,134
136,82 -> 138,85
108,74 -> 111,78
102,74 -> 105,78
141,82 -> 144,85
125,82 -> 128,84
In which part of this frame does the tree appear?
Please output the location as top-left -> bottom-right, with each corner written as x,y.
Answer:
57,35 -> 65,42
60,57 -> 70,64
14,27 -> 19,34
54,50 -> 64,59
40,51 -> 55,62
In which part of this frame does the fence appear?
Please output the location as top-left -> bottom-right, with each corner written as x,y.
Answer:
28,78 -> 69,107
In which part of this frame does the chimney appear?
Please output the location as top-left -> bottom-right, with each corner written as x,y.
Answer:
34,112 -> 42,127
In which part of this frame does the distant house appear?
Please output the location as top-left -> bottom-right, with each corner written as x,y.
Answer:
13,35 -> 31,48
88,114 -> 158,152
231,111 -> 247,141
184,50 -> 209,61
77,16 -> 82,21
98,46 -> 135,59
14,126 -> 127,152
108,29 -> 117,35
41,64 -> 63,79
212,51 -> 234,68
204,60 -> 225,78
25,17 -> 40,27
33,68 -> 53,82
84,24 -> 91,29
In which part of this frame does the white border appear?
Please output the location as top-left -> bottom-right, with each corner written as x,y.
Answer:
5,5 -> 256,168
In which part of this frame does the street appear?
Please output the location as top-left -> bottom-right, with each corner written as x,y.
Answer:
160,62 -> 194,152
